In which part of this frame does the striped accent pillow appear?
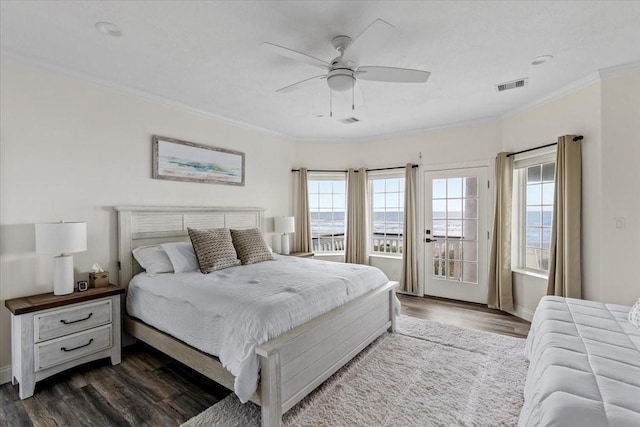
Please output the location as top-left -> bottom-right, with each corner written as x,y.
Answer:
187,228 -> 240,273
231,228 -> 275,265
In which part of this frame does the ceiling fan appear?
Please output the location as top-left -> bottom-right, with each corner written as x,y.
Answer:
261,19 -> 430,115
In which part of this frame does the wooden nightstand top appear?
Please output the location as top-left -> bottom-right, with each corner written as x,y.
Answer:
288,252 -> 314,258
5,285 -> 125,315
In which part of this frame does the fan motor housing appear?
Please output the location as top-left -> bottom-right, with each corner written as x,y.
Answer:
327,68 -> 355,91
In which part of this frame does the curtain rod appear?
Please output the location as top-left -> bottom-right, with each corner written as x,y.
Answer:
506,135 -> 583,158
291,164 -> 419,173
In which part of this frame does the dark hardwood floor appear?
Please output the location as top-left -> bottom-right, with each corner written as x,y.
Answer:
1,296 -> 530,426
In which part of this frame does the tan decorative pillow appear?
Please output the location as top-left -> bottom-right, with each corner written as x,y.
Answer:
187,228 -> 240,273
231,228 -> 274,265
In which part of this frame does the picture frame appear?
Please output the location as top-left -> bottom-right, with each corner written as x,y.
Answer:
152,135 -> 245,186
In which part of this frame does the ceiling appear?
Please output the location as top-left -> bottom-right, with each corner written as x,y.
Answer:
2,1 -> 639,142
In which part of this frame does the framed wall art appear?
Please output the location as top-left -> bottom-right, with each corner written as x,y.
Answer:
152,135 -> 245,186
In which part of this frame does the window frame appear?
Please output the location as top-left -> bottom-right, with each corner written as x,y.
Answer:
307,172 -> 347,254
368,171 -> 405,258
513,151 -> 556,275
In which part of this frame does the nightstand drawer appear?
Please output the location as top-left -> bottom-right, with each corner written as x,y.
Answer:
35,324 -> 112,371
34,300 -> 112,342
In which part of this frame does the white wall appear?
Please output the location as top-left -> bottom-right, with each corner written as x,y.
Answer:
0,60 -> 296,380
600,72 -> 640,304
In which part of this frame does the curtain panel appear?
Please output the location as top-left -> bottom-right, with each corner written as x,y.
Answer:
400,164 -> 419,294
345,168 -> 369,264
488,153 -> 514,311
547,135 -> 582,298
294,168 -> 313,253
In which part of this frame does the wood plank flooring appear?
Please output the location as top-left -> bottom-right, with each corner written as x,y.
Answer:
0,295 -> 530,426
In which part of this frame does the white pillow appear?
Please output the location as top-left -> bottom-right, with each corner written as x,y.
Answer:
162,241 -> 199,273
132,245 -> 174,276
629,299 -> 640,328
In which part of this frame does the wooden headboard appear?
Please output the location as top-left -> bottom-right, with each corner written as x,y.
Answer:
114,205 -> 265,289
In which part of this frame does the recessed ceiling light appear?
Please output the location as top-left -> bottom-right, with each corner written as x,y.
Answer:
95,22 -> 122,37
531,55 -> 553,66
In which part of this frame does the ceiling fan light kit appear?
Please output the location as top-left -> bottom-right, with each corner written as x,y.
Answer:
262,18 -> 430,119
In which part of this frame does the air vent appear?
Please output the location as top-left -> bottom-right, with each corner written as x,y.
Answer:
339,117 -> 360,124
496,78 -> 528,92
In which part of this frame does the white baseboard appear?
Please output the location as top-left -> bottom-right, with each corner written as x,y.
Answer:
0,365 -> 11,385
508,305 -> 535,322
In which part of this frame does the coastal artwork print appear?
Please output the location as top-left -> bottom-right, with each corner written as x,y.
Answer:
152,136 -> 245,186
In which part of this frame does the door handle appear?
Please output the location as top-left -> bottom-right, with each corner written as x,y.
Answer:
425,238 -> 438,243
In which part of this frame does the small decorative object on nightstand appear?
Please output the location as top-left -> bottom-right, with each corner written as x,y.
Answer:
5,285 -> 124,399
288,252 -> 314,258
274,216 -> 296,255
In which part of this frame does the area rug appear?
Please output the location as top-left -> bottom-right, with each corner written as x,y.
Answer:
181,316 -> 528,427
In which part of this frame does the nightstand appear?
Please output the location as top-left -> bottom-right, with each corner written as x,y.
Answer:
4,285 -> 124,399
288,252 -> 314,258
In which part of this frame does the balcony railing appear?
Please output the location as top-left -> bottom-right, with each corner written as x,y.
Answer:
312,233 -> 345,252
312,233 -> 404,254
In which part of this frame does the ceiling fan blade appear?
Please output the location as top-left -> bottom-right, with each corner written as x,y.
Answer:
344,19 -> 395,61
357,66 -> 430,83
276,74 -> 326,94
261,42 -> 330,70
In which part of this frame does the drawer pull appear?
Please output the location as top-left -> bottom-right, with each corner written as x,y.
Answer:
61,338 -> 93,352
60,312 -> 93,325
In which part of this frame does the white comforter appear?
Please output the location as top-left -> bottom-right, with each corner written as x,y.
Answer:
127,255 -> 390,402
520,296 -> 640,427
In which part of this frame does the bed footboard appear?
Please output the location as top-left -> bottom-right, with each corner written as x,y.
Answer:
256,281 -> 398,427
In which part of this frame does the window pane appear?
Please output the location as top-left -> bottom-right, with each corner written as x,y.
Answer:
433,179 -> 446,199
399,179 -> 405,191
542,163 -> 555,182
526,227 -> 542,248
463,220 -> 478,240
309,195 -> 319,210
372,180 -> 385,193
447,241 -> 462,260
308,181 -> 319,193
542,183 -> 554,205
526,248 -> 542,269
448,261 -> 461,281
374,193 -> 385,208
542,207 -> 553,226
318,181 -> 332,192
464,177 -> 478,197
448,178 -> 462,198
333,193 -> 345,208
527,207 -> 541,226
433,200 -> 446,218
527,165 -> 541,183
541,249 -> 550,270
432,220 -> 446,237
386,192 -> 399,208
319,194 -> 332,207
333,181 -> 345,193
463,198 -> 478,219
462,241 -> 478,262
526,184 -> 542,205
447,199 -> 462,218
386,178 -> 399,192
542,228 -> 551,249
463,263 -> 478,284
447,220 -> 462,238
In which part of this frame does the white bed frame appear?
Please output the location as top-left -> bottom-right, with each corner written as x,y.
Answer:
115,205 -> 397,427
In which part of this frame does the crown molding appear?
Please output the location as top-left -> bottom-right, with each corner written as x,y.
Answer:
598,60 -> 640,81
0,49 -> 292,142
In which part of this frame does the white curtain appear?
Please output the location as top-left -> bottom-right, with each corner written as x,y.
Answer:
488,153 -> 514,311
294,168 -> 312,253
547,135 -> 582,298
345,168 -> 369,264
400,164 -> 419,294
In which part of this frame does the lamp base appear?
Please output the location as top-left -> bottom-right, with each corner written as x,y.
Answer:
53,255 -> 74,295
281,234 -> 290,255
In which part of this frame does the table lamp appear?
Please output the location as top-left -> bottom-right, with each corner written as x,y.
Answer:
36,221 -> 87,295
274,217 -> 295,255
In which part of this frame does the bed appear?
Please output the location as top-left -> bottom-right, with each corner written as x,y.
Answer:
115,205 -> 398,427
519,296 -> 640,427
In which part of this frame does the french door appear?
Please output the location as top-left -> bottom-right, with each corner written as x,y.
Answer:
424,167 -> 489,304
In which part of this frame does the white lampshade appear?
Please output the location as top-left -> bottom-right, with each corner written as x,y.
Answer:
274,217 -> 295,234
36,222 -> 87,254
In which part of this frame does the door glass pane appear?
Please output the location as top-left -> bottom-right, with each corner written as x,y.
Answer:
433,179 -> 446,198
463,198 -> 478,219
433,242 -> 444,259
464,177 -> 478,197
447,220 -> 462,238
447,241 -> 462,260
448,261 -> 461,281
463,220 -> 477,240
447,199 -> 462,218
433,200 -> 446,218
448,178 -> 462,198
462,241 -> 478,262
433,220 -> 446,237
434,260 -> 445,278
463,263 -> 478,284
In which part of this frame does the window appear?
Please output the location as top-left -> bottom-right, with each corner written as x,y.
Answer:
515,155 -> 555,272
308,175 -> 346,252
370,175 -> 404,256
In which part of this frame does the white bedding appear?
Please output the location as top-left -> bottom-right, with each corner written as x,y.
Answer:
519,296 -> 640,427
126,255 -> 391,403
